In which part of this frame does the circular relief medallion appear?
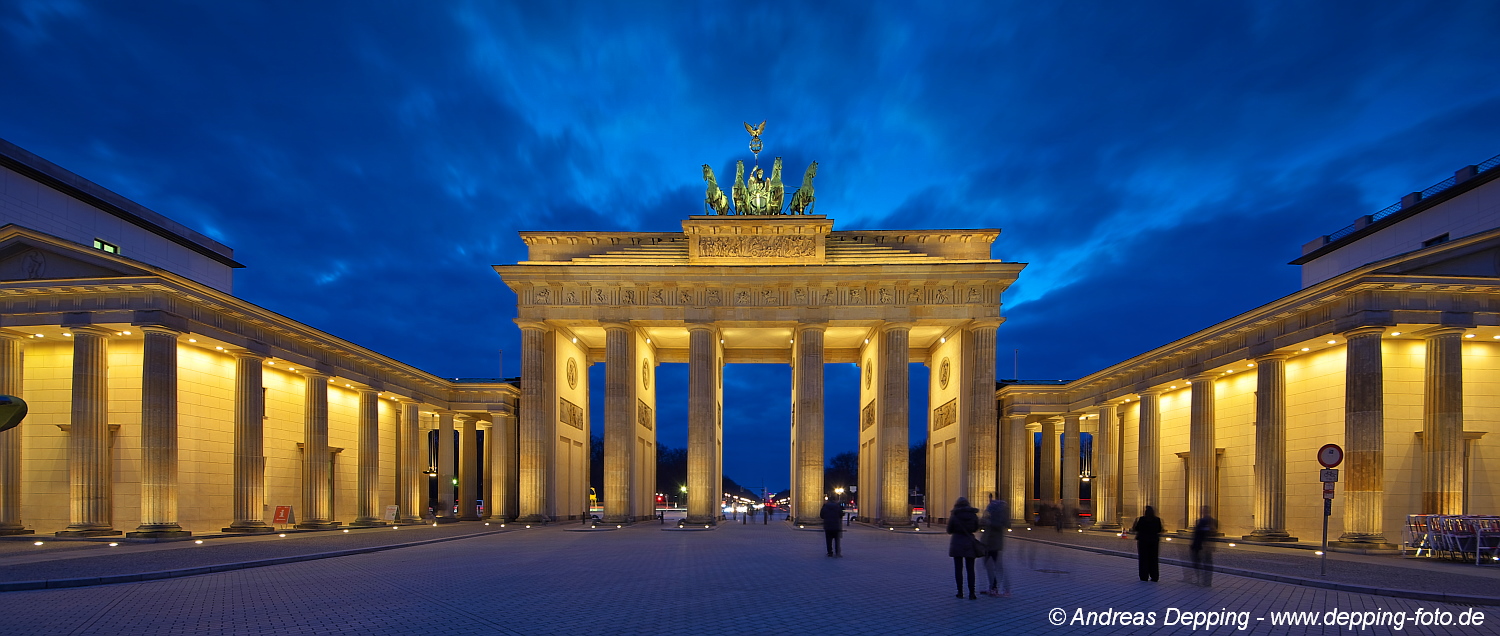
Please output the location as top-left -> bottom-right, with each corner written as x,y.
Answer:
566,358 -> 578,389
864,359 -> 873,389
642,359 -> 652,390
939,357 -> 952,390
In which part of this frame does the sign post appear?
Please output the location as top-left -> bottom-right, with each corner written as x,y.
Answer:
1317,444 -> 1344,576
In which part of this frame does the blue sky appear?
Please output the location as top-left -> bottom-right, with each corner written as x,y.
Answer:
4,2 -> 1499,492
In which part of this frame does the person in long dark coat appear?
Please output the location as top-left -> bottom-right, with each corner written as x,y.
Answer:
1190,507 -> 1217,587
946,497 -> 982,599
980,497 -> 1011,597
819,497 -> 845,557
1130,505 -> 1164,582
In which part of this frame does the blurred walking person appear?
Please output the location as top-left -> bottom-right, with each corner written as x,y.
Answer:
1190,507 -> 1217,587
980,496 -> 1011,597
947,497 -> 983,599
819,496 -> 845,557
1129,506 -> 1164,582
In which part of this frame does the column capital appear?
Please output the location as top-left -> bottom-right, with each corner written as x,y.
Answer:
1341,325 -> 1389,339
298,369 -> 331,380
1063,413 -> 1082,423
966,318 -> 1004,331
1416,326 -> 1467,338
1189,371 -> 1218,383
794,322 -> 828,333
68,325 -> 114,338
1136,387 -> 1163,397
0,328 -> 29,342
355,387 -> 379,396
1253,352 -> 1292,363
396,396 -> 420,405
877,321 -> 914,333
138,325 -> 181,337
514,320 -> 551,332
229,349 -> 266,361
433,408 -> 456,416
600,321 -> 633,332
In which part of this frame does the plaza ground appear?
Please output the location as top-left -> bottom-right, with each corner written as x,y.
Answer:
0,518 -> 1496,635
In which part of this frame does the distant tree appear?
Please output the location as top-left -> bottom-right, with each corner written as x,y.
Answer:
825,451 -> 858,497
656,445 -> 688,497
590,434 -> 604,497
909,440 -> 927,496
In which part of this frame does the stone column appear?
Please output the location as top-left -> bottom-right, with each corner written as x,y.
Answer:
517,322 -> 552,521
294,372 -> 334,529
603,323 -> 634,523
1339,326 -> 1390,546
58,327 -> 118,537
686,325 -> 717,524
130,327 -> 189,538
1094,403 -> 1119,529
1024,422 -> 1036,521
491,409 -> 519,521
1136,389 -> 1161,515
350,389 -> 383,526
1187,373 -> 1217,525
1006,415 -> 1028,523
792,324 -> 825,525
224,350 -> 272,533
1248,354 -> 1295,541
1422,328 -> 1465,515
436,410 -> 457,522
1060,414 -> 1080,524
1039,417 -> 1058,509
458,414 -> 480,521
481,421 -> 493,520
0,331 -> 27,535
878,324 -> 911,526
397,399 -> 423,523
965,321 -> 999,500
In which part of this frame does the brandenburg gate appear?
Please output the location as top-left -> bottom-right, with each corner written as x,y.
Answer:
494,133 -> 1022,526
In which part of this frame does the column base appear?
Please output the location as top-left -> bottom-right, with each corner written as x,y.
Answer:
684,516 -> 717,526
221,524 -> 276,533
396,516 -> 424,525
126,529 -> 193,539
1243,531 -> 1298,542
877,518 -> 914,528
0,528 -> 34,536
433,516 -> 461,524
56,528 -> 121,537
294,521 -> 342,530
517,514 -> 551,523
351,518 -> 387,527
792,516 -> 822,527
458,514 -> 481,521
1096,523 -> 1122,531
1331,535 -> 1399,551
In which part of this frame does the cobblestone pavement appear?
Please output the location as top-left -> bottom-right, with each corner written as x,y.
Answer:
0,520 -> 1495,636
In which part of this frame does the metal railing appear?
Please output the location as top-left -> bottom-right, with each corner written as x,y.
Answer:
1321,151 -> 1500,246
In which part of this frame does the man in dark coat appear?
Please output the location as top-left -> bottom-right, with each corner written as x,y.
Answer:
1129,505 -> 1164,582
947,497 -> 982,599
819,497 -> 845,557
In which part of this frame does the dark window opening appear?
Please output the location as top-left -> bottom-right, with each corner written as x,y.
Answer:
1423,233 -> 1450,248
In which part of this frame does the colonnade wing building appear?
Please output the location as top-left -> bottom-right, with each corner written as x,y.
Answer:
0,138 -> 518,537
1003,153 -> 1500,546
494,216 -> 1023,525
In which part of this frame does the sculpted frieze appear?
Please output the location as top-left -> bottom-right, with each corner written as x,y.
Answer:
698,234 -> 816,258
524,283 -> 968,308
560,397 -> 585,430
932,398 -> 957,431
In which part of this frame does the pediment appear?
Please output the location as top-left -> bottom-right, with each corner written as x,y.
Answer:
0,232 -> 152,282
1374,235 -> 1500,279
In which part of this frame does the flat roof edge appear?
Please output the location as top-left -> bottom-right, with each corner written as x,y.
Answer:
0,137 -> 245,269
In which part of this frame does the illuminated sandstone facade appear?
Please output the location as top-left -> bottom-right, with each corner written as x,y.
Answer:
1002,153 -> 1500,545
495,215 -> 1022,524
0,139 -> 516,536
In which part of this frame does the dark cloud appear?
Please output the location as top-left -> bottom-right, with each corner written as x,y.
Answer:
3,1 -> 1498,491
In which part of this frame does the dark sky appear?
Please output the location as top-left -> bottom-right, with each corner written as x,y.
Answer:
4,2 -> 1499,493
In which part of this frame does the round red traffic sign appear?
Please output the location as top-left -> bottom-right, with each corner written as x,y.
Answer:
1318,443 -> 1343,468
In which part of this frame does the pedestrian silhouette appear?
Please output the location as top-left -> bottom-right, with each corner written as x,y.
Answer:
947,497 -> 982,599
1190,506 -> 1217,587
819,497 -> 845,557
1129,505 -> 1164,582
980,495 -> 1011,597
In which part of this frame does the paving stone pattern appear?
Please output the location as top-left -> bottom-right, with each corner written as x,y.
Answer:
0,521 -> 1494,635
